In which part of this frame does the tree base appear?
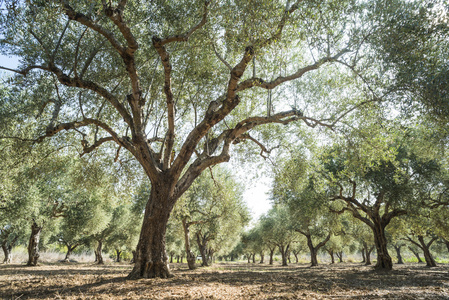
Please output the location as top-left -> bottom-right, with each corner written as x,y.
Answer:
128,261 -> 173,279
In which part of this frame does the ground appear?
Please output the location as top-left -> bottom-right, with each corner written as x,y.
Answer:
1,262 -> 448,299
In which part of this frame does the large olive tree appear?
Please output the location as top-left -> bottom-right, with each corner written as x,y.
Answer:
1,0 -> 368,278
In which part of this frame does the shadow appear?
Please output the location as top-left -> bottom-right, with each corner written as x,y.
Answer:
2,262 -> 449,299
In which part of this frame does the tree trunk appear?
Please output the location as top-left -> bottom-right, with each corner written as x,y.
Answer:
1,234 -> 17,264
418,236 -> 437,267
366,246 -> 374,266
27,221 -> 42,266
371,221 -> 392,270
195,231 -> 210,267
279,244 -> 289,266
116,249 -> 122,262
336,251 -> 343,263
128,186 -> 174,279
269,247 -> 275,265
259,252 -> 264,264
394,245 -> 404,264
96,240 -> 104,265
361,247 -> 366,263
408,247 -> 423,263
2,244 -> 12,264
64,244 -> 78,262
293,251 -> 299,263
328,249 -> 335,264
247,254 -> 251,263
252,253 -> 256,263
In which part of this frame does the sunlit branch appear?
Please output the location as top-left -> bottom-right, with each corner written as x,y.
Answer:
160,1 -> 210,46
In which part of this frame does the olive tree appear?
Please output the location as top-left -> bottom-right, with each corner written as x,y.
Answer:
1,0 -> 376,278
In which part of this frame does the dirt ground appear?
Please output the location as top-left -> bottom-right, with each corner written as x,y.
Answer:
1,262 -> 448,299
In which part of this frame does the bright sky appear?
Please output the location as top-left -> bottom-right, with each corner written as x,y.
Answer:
243,176 -> 272,223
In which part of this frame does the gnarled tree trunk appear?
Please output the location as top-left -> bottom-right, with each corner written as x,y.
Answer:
279,244 -> 290,266
394,244 -> 404,264
303,232 -> 331,267
27,221 -> 42,266
128,184 -> 175,279
361,247 -> 366,263
372,220 -> 392,270
259,251 -> 264,264
182,219 -> 196,270
64,243 -> 79,262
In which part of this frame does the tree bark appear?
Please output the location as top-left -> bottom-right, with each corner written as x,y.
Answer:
182,219 -> 196,270
96,240 -> 104,264
27,221 -> 42,266
259,251 -> 264,264
1,234 -> 17,264
361,247 -> 366,263
279,244 -> 290,266
2,244 -> 12,264
269,247 -> 275,265
64,244 -> 79,262
128,185 -> 174,279
371,220 -> 392,270
327,249 -> 335,264
336,251 -> 344,263
394,245 -> 404,264
365,246 -> 374,266
252,253 -> 256,263
304,233 -> 330,267
116,249 -> 122,262
418,236 -> 437,267
408,246 -> 423,263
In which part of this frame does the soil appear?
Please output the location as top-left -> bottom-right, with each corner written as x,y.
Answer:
1,262 -> 448,299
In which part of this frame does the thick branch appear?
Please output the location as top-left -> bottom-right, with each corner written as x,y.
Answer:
160,1 -> 210,46
61,1 -> 125,55
237,49 -> 350,92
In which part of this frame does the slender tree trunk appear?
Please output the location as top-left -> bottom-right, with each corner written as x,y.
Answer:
328,249 -> 335,264
336,251 -> 343,263
408,247 -> 423,263
252,252 -> 256,263
247,254 -> 251,263
269,247 -> 275,265
366,246 -> 374,266
182,219 -> 196,270
361,247 -> 366,263
287,251 -> 291,264
418,236 -> 437,267
259,252 -> 264,264
293,251 -> 299,263
1,235 -> 17,264
96,240 -> 104,264
2,244 -> 12,264
64,244 -> 78,262
27,221 -> 42,266
128,185 -> 174,279
371,221 -> 392,270
116,249 -> 122,262
394,245 -> 404,264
